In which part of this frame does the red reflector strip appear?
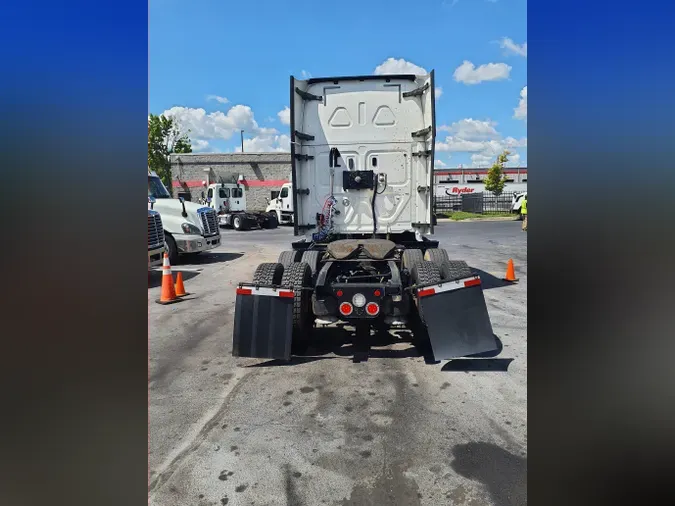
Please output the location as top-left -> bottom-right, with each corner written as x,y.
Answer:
418,288 -> 436,298
278,290 -> 294,298
464,278 -> 481,287
236,288 -> 252,295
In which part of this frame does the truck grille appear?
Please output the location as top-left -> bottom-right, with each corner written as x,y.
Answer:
198,208 -> 219,236
148,211 -> 165,250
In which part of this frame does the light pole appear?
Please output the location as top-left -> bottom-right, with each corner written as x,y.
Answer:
240,130 -> 244,153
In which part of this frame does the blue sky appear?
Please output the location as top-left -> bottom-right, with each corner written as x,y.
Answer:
150,0 -> 527,168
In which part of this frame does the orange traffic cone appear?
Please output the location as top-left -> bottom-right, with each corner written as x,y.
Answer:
503,258 -> 518,282
157,253 -> 180,304
175,271 -> 189,296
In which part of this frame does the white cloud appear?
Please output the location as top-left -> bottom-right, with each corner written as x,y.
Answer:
300,70 -> 312,79
434,159 -> 450,169
162,104 -> 278,142
191,139 -> 209,152
505,152 -> 521,167
499,37 -> 527,57
453,60 -> 511,84
470,153 -> 493,167
436,116 -> 526,167
439,118 -> 499,141
374,58 -> 427,75
514,86 -> 527,121
206,95 -> 229,104
236,134 -> 291,153
435,87 -> 443,99
278,106 -> 290,126
471,149 -> 522,168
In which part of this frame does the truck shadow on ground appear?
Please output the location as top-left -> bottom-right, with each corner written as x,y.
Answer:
147,270 -> 201,289
253,324 -> 512,369
181,252 -> 244,265
470,268 -> 514,290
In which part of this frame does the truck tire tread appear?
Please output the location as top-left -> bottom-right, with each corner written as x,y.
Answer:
281,262 -> 313,350
278,250 -> 299,268
440,260 -> 473,281
411,261 -> 441,286
252,262 -> 284,285
424,248 -> 449,267
402,249 -> 424,272
300,250 -> 320,279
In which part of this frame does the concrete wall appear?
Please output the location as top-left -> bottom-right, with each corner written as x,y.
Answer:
169,153 -> 292,211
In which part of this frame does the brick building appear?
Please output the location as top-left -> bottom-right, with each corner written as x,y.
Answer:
169,153 -> 292,211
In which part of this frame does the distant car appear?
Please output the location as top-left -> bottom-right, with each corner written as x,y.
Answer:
511,192 -> 527,219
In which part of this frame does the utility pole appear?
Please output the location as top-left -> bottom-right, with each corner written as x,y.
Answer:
240,130 -> 244,152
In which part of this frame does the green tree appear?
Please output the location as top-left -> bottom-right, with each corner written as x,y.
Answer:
484,150 -> 510,196
148,114 -> 192,194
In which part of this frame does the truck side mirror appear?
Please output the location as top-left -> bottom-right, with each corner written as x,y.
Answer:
178,196 -> 187,217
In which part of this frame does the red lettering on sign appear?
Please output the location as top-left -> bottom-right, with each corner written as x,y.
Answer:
445,186 -> 476,195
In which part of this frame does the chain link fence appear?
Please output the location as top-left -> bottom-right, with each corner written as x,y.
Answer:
434,191 -> 519,215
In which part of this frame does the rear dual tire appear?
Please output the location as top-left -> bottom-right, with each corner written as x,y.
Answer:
281,262 -> 314,353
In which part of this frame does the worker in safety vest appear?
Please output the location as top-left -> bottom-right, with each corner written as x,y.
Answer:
521,195 -> 528,231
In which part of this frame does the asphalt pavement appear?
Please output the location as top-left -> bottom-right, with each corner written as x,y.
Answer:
148,221 -> 527,506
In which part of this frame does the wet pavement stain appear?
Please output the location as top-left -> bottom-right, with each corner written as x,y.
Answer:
283,401 -> 292,406
340,461 -> 421,506
283,464 -> 304,506
300,386 -> 315,394
235,484 -> 248,493
440,382 -> 451,390
451,442 -> 527,506
359,450 -> 371,458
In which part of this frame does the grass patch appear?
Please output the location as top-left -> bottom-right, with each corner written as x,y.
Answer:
444,211 -> 515,221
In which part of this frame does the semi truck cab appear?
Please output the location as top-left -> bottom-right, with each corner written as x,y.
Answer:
265,182 -> 294,225
148,171 -> 221,264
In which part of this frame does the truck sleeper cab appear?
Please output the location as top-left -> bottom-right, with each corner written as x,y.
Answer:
232,73 -> 497,363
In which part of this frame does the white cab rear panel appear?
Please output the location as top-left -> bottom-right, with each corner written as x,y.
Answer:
290,73 -> 436,239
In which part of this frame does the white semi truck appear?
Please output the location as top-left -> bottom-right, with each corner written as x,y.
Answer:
148,197 -> 165,268
201,181 -> 278,231
265,181 -> 294,225
148,171 -> 221,264
232,72 -> 497,363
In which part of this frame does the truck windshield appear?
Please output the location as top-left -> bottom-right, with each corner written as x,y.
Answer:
148,176 -> 171,199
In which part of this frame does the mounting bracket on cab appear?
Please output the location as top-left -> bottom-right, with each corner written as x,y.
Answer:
295,87 -> 323,101
412,150 -> 432,157
295,188 -> 310,195
402,82 -> 429,98
294,153 -> 315,161
295,130 -> 315,141
411,126 -> 432,138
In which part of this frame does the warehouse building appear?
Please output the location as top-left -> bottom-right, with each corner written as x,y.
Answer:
169,153 -> 527,210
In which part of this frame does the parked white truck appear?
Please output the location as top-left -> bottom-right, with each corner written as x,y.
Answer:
148,171 -> 221,264
265,181 -> 294,225
148,197 -> 165,268
202,182 -> 278,231
232,72 -> 497,363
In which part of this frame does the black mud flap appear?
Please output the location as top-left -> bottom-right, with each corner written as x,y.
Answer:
232,285 -> 294,360
417,276 -> 498,360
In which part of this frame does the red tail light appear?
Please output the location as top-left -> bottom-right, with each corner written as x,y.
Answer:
339,302 -> 353,316
374,289 -> 381,297
336,289 -> 344,297
366,302 -> 380,316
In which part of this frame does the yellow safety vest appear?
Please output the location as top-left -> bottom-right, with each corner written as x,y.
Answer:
521,198 -> 527,215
